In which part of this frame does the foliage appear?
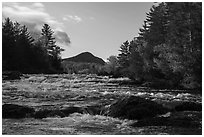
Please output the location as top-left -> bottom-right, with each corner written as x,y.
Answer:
117,2 -> 202,89
104,55 -> 121,77
62,61 -> 102,74
2,18 -> 64,73
118,41 -> 130,68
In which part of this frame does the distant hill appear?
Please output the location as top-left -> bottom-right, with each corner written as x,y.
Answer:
62,52 -> 105,65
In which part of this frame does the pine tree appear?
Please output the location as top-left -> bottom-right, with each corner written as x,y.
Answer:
146,3 -> 168,46
41,24 -> 56,56
31,39 -> 50,72
144,3 -> 169,75
15,25 -> 34,70
41,23 -> 64,72
117,40 -> 130,68
2,18 -> 16,69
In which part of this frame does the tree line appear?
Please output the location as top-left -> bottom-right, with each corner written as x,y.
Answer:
114,2 -> 202,89
2,18 -> 64,73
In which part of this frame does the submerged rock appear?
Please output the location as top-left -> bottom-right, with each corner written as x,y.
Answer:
175,102 -> 202,111
106,95 -> 169,120
34,109 -> 66,119
2,104 -> 34,119
132,111 -> 201,128
61,106 -> 84,116
34,106 -> 84,119
33,106 -> 104,119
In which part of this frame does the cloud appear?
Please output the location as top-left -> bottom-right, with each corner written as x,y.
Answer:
63,15 -> 82,23
2,2 -> 70,46
62,17 -> 68,21
3,3 -> 49,25
89,17 -> 95,20
32,2 -> 44,9
54,31 -> 71,46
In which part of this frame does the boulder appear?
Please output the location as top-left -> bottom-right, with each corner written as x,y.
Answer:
2,104 -> 34,119
107,95 -> 169,120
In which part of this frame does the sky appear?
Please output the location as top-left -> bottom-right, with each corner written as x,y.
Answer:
2,2 -> 154,61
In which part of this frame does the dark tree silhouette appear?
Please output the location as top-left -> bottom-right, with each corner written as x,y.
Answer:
2,18 -> 65,73
2,18 -> 16,70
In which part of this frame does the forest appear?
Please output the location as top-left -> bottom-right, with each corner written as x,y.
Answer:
3,2 -> 202,89
115,2 -> 202,89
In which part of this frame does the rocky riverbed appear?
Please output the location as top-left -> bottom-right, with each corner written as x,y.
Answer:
2,74 -> 202,135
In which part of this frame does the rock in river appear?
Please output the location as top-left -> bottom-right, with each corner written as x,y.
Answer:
175,102 -> 202,111
132,111 -> 201,129
106,95 -> 169,120
2,104 -> 35,119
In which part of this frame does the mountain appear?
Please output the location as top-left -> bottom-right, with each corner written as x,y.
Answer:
62,52 -> 105,65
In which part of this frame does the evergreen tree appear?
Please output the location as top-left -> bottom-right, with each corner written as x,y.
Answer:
2,18 -> 16,70
142,3 -> 168,78
41,24 -> 56,56
145,3 -> 168,46
31,39 -> 50,72
15,25 -> 34,70
41,23 -> 64,72
117,40 -> 130,68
